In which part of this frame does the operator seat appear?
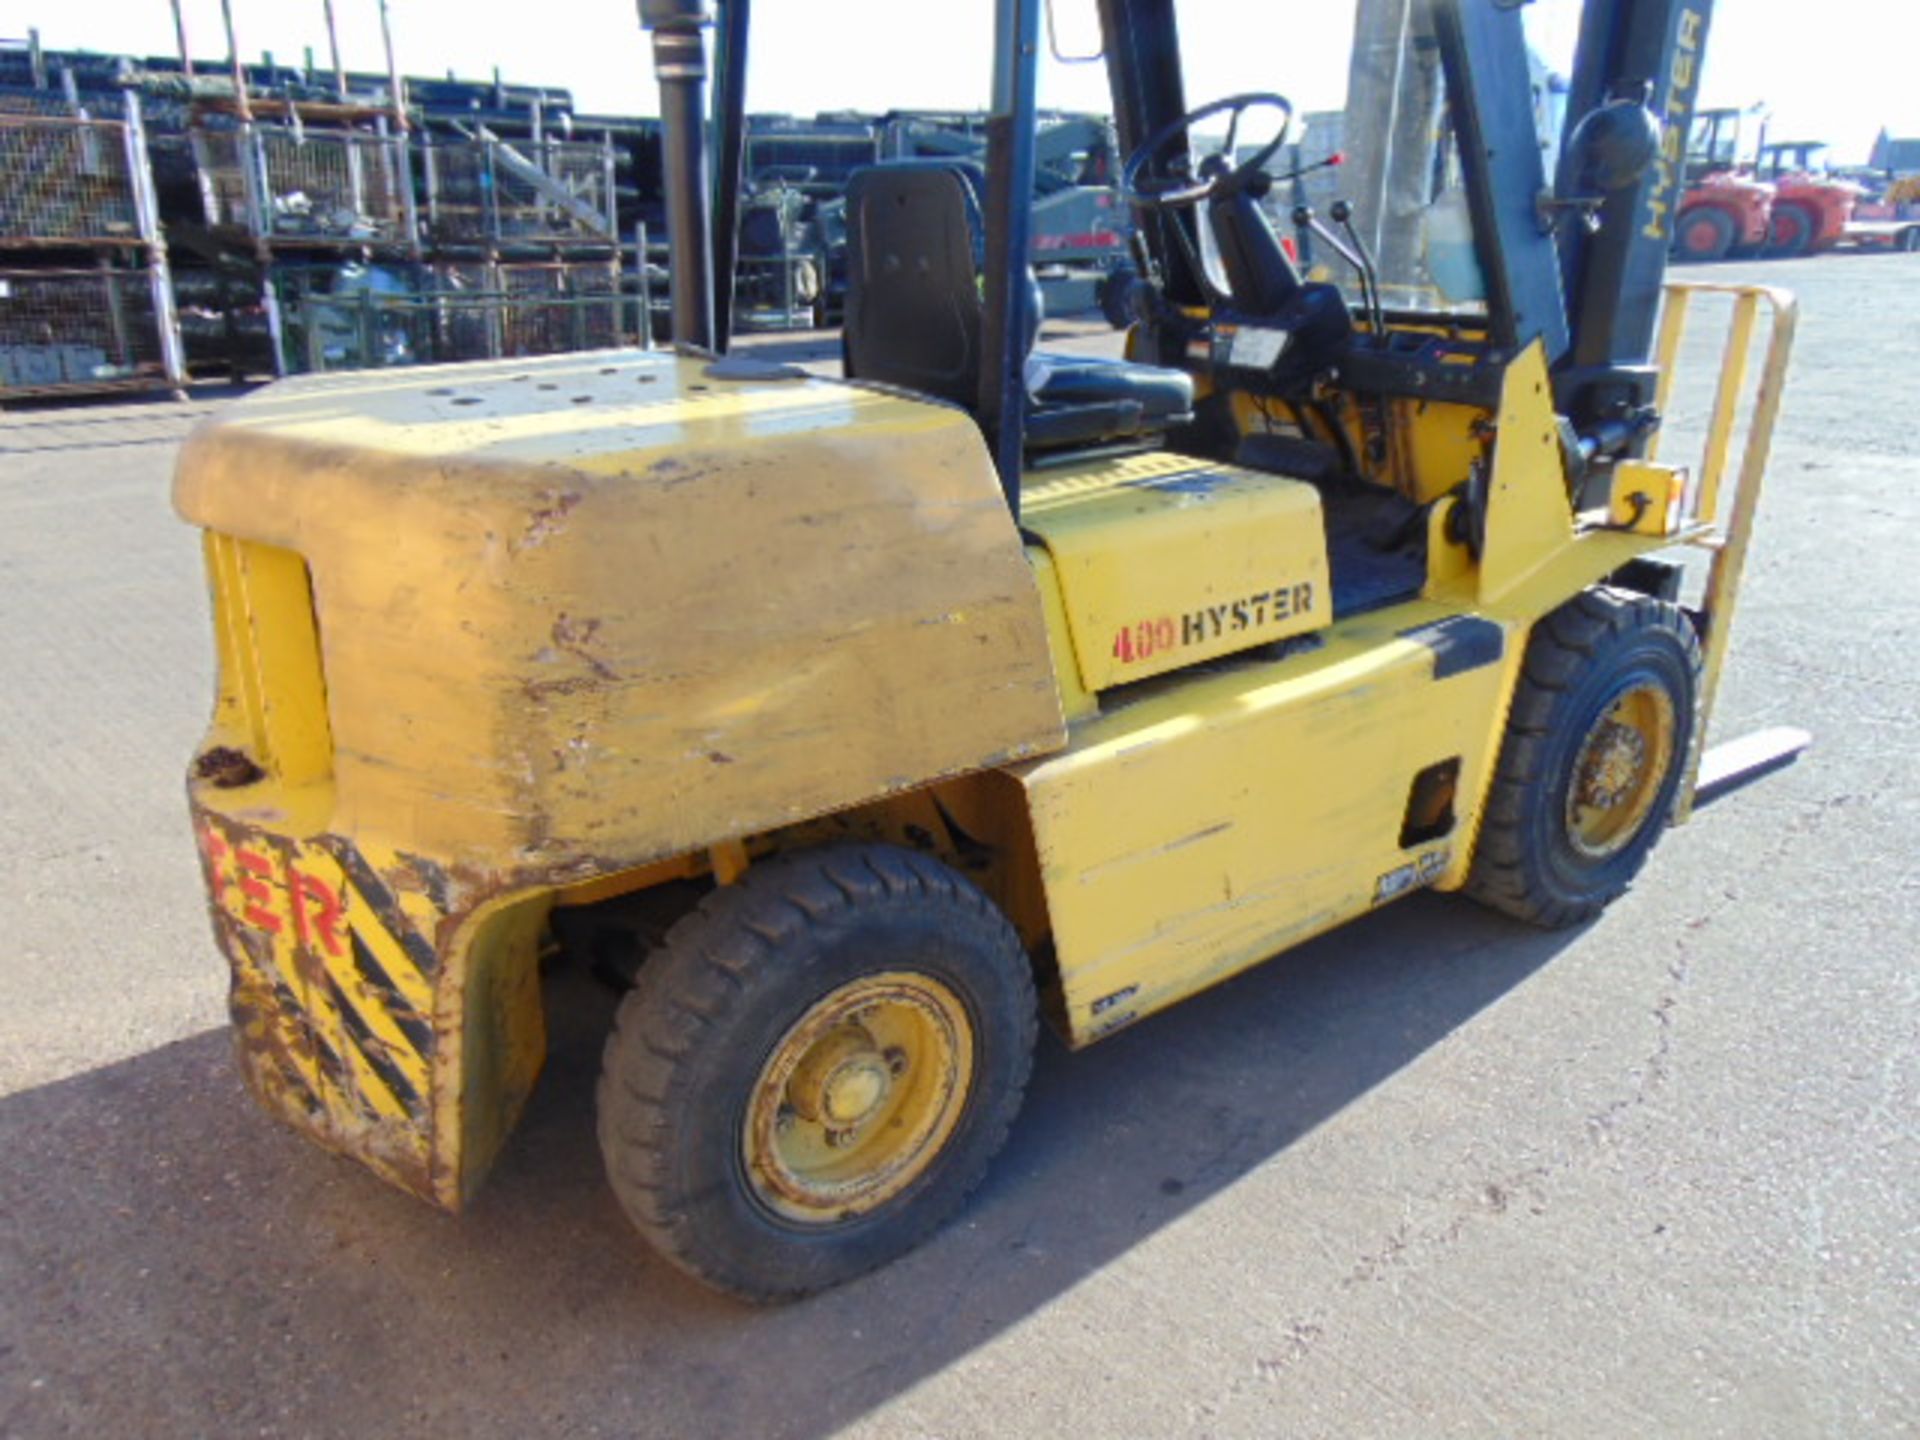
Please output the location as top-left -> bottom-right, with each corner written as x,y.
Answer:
842,161 -> 1193,449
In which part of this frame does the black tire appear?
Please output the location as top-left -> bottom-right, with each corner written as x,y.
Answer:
1898,227 -> 1920,254
1467,588 -> 1701,929
597,843 -> 1037,1303
1097,263 -> 1139,330
1674,206 -> 1735,263
1767,202 -> 1815,257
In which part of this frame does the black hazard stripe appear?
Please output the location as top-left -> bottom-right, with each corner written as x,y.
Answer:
349,929 -> 435,1061
1398,616 -> 1505,680
321,839 -> 442,979
324,972 -> 427,1118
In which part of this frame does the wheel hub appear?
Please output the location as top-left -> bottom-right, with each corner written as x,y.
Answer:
1576,719 -> 1649,810
744,973 -> 974,1224
1565,681 -> 1678,860
786,1026 -> 894,1127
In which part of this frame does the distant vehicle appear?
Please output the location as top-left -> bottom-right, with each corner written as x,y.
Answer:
1755,141 -> 1864,255
1757,141 -> 1920,255
1671,107 -> 1774,262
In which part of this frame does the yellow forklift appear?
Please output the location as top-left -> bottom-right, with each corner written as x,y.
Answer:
175,0 -> 1800,1300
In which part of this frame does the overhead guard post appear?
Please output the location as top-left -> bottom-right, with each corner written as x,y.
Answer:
977,0 -> 1043,518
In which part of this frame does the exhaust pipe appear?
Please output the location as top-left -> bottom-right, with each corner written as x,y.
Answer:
638,0 -> 715,351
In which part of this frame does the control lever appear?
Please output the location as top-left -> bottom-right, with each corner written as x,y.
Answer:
1291,201 -> 1384,339
1330,200 -> 1387,341
1292,199 -> 1392,469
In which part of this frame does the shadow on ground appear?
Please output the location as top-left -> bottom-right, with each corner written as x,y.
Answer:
0,893 -> 1577,1437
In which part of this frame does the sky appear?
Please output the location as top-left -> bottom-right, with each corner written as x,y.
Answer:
10,0 -> 1916,163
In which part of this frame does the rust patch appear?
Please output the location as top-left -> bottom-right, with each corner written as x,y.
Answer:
550,613 -> 619,682
393,850 -> 455,913
643,456 -> 715,489
514,489 -> 582,554
195,746 -> 264,788
522,674 -> 599,703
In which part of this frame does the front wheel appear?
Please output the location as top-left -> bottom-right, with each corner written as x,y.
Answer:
1467,588 -> 1701,929
597,844 -> 1037,1302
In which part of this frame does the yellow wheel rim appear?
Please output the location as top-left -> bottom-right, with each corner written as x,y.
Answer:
743,972 -> 975,1224
1565,680 -> 1677,859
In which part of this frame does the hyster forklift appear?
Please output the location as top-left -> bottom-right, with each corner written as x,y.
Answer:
176,0 -> 1800,1301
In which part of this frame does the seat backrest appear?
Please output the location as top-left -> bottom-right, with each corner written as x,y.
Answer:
843,162 -> 988,410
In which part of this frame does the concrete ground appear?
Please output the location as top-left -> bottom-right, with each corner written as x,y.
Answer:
1,253 -> 1915,1439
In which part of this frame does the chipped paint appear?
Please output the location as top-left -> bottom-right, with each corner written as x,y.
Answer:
175,351 -> 1067,875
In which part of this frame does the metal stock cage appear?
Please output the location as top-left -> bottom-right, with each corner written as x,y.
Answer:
190,123 -> 415,247
275,257 -> 630,373
0,265 -> 176,397
422,136 -> 617,247
0,108 -> 145,247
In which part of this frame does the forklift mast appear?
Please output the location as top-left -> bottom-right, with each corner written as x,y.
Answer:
1554,0 -> 1716,429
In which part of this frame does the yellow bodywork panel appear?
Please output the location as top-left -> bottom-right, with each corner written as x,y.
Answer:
1475,341 -> 1579,604
1017,598 -> 1518,1042
204,533 -> 334,791
176,349 -> 1067,1207
1022,452 -> 1330,690
1024,545 -> 1099,723
177,350 -> 1065,871
1387,396 -> 1493,506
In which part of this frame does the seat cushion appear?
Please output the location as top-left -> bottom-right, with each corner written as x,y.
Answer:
1029,353 -> 1194,420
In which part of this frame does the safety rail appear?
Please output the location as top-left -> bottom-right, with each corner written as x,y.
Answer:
1647,280 -> 1798,819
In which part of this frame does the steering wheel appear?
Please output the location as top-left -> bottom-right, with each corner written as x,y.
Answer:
1119,93 -> 1294,210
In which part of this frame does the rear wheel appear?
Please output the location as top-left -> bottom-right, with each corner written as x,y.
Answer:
597,843 -> 1037,1302
1674,207 -> 1735,262
1467,588 -> 1701,929
1899,227 -> 1920,254
1767,202 -> 1815,257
